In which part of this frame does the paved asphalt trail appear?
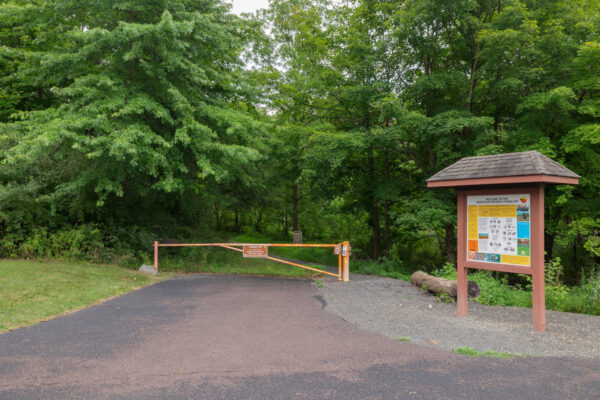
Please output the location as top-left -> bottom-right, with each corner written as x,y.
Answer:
1,275 -> 599,399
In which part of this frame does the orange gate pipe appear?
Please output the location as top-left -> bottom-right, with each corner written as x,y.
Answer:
153,241 -> 350,280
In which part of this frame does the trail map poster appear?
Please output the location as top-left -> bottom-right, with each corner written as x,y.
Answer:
466,194 -> 531,266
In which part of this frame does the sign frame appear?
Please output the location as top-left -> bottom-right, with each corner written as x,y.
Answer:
243,244 -> 269,258
464,192 -> 533,272
456,185 -> 546,331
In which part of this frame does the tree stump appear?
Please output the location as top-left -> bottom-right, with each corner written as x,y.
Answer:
410,270 -> 480,299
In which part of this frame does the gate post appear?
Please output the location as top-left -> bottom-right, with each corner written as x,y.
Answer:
154,241 -> 158,272
342,241 -> 350,282
338,251 -> 342,281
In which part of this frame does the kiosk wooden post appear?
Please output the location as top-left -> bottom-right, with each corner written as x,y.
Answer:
428,151 -> 579,332
531,184 -> 545,331
456,197 -> 468,317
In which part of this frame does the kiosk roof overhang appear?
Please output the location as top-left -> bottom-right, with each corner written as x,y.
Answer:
427,151 -> 580,188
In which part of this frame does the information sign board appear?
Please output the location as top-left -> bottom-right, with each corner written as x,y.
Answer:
466,194 -> 530,266
243,245 -> 268,258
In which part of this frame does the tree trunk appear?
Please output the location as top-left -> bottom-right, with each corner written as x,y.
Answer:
493,112 -> 500,144
371,198 -> 381,260
573,236 -> 578,282
444,223 -> 456,264
545,231 -> 555,261
234,209 -> 241,233
384,201 -> 391,258
465,41 -> 479,113
292,183 -> 299,232
383,151 -> 392,259
214,203 -> 221,231
367,148 -> 381,260
428,148 -> 435,170
255,209 -> 263,233
411,271 -> 480,298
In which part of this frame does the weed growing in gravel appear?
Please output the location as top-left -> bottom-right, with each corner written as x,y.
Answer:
395,337 -> 411,342
453,347 -> 520,359
436,293 -> 454,303
315,280 -> 324,288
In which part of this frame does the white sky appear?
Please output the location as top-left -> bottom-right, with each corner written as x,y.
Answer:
230,0 -> 270,15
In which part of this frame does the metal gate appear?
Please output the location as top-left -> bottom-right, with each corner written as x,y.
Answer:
153,241 -> 350,281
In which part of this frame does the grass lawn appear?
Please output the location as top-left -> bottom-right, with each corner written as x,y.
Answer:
173,257 -> 325,277
0,260 -> 169,333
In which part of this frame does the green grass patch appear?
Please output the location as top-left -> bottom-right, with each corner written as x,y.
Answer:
0,259 -> 169,333
453,347 -> 520,359
350,258 -> 412,281
395,336 -> 411,342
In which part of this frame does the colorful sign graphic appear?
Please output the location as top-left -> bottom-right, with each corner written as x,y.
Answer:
466,194 -> 530,266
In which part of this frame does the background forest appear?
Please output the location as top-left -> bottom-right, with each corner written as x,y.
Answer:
1,0 -> 599,290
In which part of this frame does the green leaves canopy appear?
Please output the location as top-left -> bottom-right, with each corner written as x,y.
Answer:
0,0 -> 265,227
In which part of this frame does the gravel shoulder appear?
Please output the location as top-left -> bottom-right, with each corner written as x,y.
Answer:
319,274 -> 600,358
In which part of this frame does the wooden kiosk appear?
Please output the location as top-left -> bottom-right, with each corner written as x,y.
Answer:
427,151 -> 579,332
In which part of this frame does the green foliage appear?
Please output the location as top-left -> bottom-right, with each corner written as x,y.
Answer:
545,257 -> 564,286
1,225 -> 104,260
469,273 -> 533,309
0,0 -> 268,255
432,262 -> 600,315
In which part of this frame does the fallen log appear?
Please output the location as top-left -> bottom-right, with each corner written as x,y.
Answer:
410,270 -> 480,299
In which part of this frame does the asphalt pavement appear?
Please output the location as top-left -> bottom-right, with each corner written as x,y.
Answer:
1,274 -> 599,399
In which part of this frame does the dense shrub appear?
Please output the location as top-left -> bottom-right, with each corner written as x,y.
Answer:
1,225 -> 110,261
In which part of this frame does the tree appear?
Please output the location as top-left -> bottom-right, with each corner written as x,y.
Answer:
0,0 -> 267,245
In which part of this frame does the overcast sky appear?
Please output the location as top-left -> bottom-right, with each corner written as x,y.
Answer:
230,0 -> 270,15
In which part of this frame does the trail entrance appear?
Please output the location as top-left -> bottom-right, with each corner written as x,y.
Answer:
152,241 -> 350,281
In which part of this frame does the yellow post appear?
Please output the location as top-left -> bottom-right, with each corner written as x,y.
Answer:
154,241 -> 158,273
342,241 -> 350,282
338,251 -> 342,281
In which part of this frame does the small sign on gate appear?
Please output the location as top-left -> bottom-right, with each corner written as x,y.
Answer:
333,245 -> 341,255
243,245 -> 268,258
